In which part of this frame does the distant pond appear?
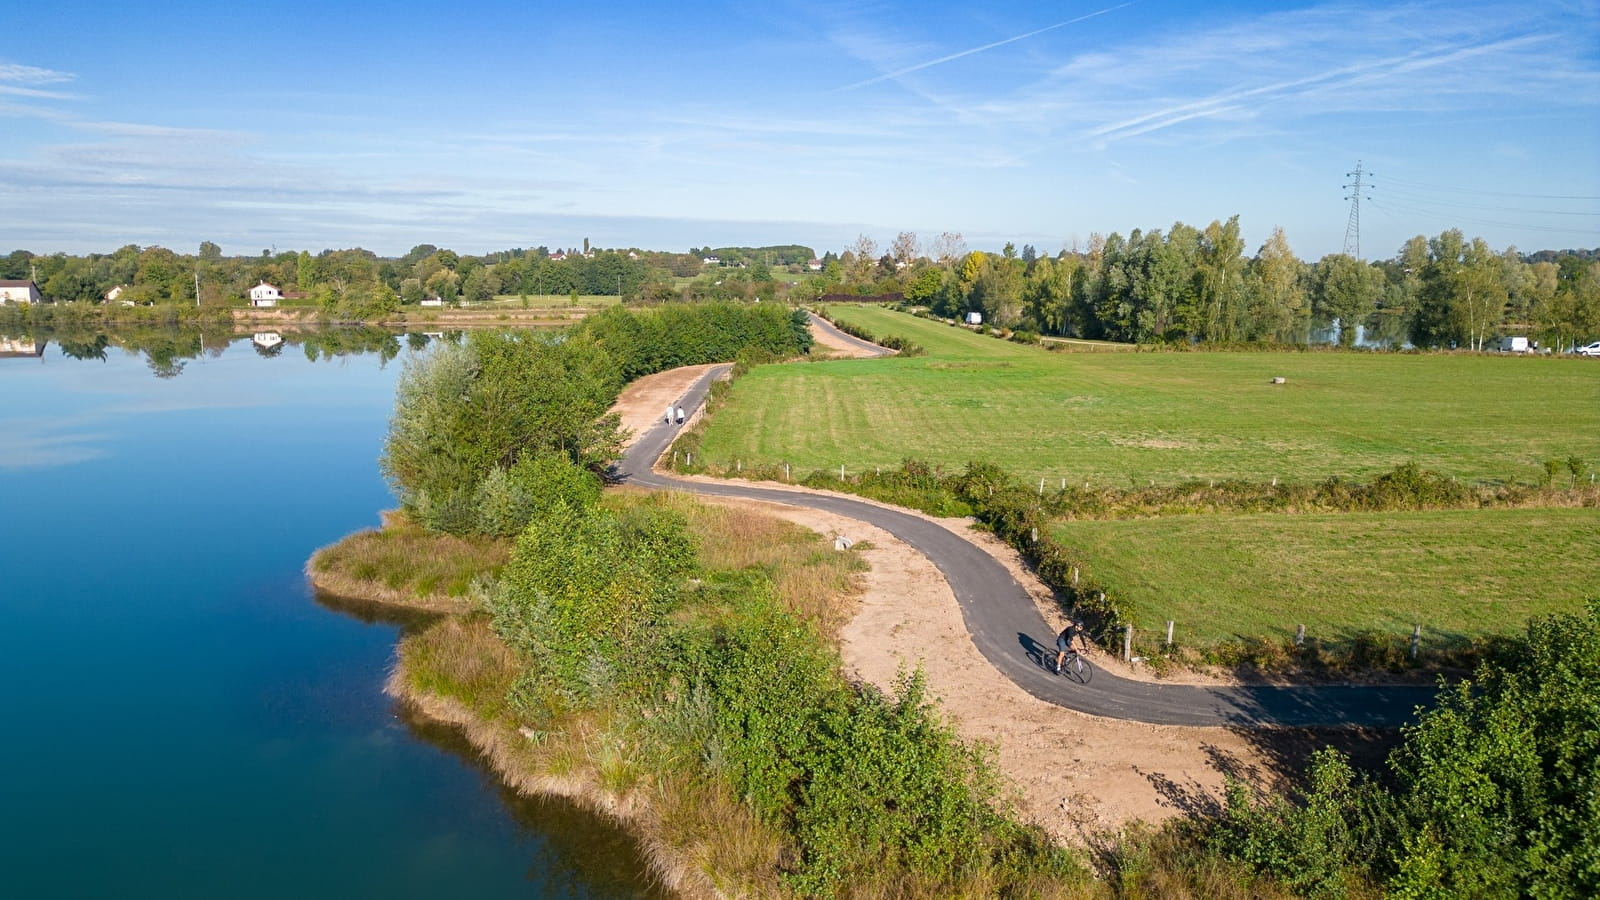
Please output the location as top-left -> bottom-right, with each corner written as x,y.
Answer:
0,329 -> 667,898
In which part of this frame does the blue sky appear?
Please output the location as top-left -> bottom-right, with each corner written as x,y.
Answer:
2,0 -> 1597,262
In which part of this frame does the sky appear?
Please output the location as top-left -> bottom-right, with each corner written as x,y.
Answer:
2,0 -> 1597,263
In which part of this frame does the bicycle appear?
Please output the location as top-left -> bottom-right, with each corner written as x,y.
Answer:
1053,649 -> 1093,685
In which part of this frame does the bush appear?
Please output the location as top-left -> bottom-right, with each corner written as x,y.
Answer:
490,499 -> 696,696
1203,601 -> 1600,898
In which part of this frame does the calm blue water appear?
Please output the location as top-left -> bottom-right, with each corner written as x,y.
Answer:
0,333 -> 664,898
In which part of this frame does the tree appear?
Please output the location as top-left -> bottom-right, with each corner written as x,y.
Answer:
845,235 -> 878,286
1024,256 -> 1078,335
380,331 -> 623,533
462,266 -> 502,303
1196,216 -> 1246,341
904,267 -> 945,307
1313,254 -> 1384,347
932,232 -> 966,266
890,231 -> 920,268
1249,227 -> 1308,342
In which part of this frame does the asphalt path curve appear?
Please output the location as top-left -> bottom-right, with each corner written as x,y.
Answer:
617,364 -> 1435,728
806,311 -> 895,357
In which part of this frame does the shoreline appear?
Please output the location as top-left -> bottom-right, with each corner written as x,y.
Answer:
307,533 -> 722,900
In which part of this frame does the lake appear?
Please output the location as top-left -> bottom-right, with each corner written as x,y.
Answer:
0,330 -> 666,898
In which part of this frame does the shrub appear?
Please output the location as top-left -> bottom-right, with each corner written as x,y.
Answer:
490,499 -> 696,696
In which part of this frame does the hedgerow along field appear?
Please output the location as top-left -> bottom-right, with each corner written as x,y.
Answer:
1053,507 -> 1600,650
694,304 -> 1600,487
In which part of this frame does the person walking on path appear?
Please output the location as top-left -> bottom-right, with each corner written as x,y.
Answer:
675,405 -> 685,425
1054,618 -> 1090,674
665,404 -> 673,424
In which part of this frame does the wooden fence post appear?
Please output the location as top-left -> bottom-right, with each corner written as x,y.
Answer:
784,462 -> 790,481
1411,625 -> 1421,660
1166,620 -> 1174,648
1295,624 -> 1305,647
840,464 -> 845,480
1123,624 -> 1133,662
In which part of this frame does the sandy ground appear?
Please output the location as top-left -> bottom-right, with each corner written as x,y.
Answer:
606,351 -> 1310,842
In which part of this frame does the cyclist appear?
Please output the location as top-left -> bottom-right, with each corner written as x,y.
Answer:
1054,618 -> 1089,674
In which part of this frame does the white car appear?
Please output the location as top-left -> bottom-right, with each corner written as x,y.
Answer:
1575,341 -> 1600,357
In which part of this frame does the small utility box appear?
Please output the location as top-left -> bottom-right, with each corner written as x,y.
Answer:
964,311 -> 983,325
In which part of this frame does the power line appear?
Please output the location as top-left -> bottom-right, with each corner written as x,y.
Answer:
1378,186 -> 1600,217
1378,175 -> 1600,202
1366,198 -> 1600,238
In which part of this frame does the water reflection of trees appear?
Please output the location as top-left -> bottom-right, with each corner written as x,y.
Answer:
6,325 -> 456,378
56,334 -> 110,361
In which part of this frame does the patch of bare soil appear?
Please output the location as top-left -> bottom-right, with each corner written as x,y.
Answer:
607,365 -> 1325,844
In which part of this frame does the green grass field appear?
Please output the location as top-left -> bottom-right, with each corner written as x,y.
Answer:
1052,508 -> 1599,648
695,305 -> 1600,486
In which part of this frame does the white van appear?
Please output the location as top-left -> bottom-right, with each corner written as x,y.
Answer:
1496,336 -> 1529,353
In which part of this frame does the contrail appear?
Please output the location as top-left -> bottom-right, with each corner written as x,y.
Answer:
837,3 -> 1135,91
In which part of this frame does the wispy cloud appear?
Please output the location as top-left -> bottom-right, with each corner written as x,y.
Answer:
1088,35 -> 1558,144
0,62 -> 75,84
835,4 -> 1134,91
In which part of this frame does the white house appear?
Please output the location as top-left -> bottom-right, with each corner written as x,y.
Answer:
0,280 -> 42,304
104,285 -> 126,303
419,297 -> 445,307
702,255 -> 721,266
0,335 -> 44,357
251,332 -> 283,349
807,258 -> 823,271
248,281 -> 282,307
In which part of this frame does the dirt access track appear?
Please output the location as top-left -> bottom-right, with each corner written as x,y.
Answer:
609,331 -> 1423,842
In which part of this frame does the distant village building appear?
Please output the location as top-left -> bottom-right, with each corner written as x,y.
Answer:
550,251 -> 568,261
419,297 -> 445,307
248,281 -> 282,307
0,280 -> 42,304
104,285 -> 126,303
807,258 -> 823,271
702,255 -> 721,266
251,332 -> 283,349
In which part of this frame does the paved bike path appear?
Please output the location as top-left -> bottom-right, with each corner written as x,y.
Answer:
618,365 -> 1435,728
807,311 -> 894,357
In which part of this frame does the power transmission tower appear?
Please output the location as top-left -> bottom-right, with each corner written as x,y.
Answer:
1343,161 -> 1372,258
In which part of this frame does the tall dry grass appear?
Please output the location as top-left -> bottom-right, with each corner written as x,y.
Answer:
309,510 -> 511,611
671,495 -> 868,641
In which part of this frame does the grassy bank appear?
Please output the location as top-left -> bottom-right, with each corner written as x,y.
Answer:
307,511 -> 511,613
693,305 -> 1600,486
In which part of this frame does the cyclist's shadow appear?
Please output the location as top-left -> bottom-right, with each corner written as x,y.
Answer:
1017,633 -> 1053,672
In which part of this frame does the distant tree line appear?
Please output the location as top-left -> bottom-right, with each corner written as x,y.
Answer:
793,225 -> 1600,351
8,222 -> 1596,348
